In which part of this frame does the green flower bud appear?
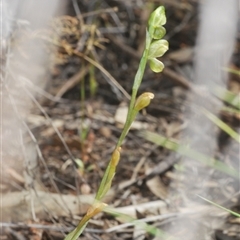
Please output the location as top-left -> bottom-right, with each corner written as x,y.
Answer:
134,92 -> 154,111
148,6 -> 166,28
149,58 -> 164,73
148,39 -> 169,59
153,26 -> 166,39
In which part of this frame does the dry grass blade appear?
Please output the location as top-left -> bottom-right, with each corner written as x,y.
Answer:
74,51 -> 131,100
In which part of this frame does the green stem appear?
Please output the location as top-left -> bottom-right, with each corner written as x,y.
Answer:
95,163 -> 112,200
116,34 -> 152,147
95,33 -> 152,201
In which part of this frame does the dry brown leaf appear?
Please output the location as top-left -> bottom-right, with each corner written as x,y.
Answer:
145,163 -> 168,200
146,175 -> 168,200
168,47 -> 193,63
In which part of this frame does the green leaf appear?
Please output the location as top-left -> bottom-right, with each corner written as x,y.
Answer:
89,65 -> 98,97
64,223 -> 88,240
149,58 -> 164,73
148,39 -> 168,58
104,207 -> 175,239
221,106 -> 240,115
152,26 -> 166,39
139,130 -> 239,178
202,108 -> 240,143
213,87 -> 240,110
197,195 -> 240,218
223,67 -> 240,76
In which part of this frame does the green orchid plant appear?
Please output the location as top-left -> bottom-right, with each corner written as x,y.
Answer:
65,6 -> 168,240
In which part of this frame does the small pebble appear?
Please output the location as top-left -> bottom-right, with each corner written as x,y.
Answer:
99,126 -> 112,138
80,183 -> 91,194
